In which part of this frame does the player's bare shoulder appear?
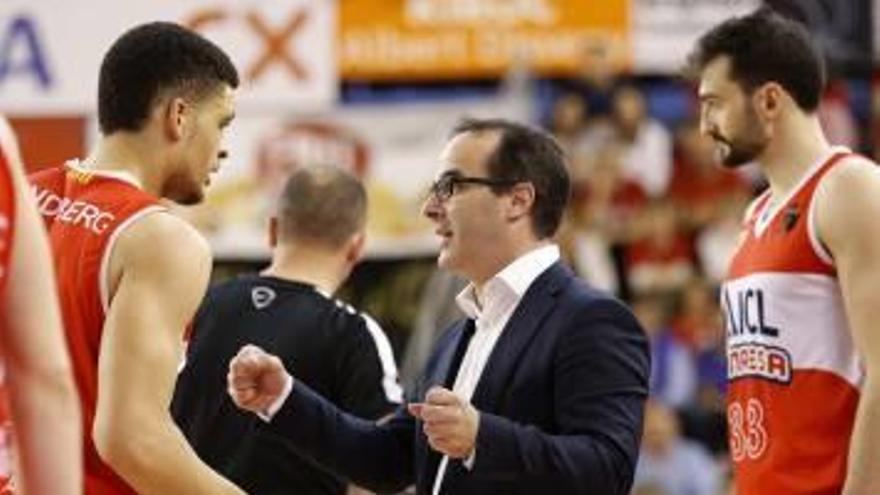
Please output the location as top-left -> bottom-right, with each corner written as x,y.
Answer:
121,210 -> 208,253
109,210 -> 212,288
814,154 -> 880,253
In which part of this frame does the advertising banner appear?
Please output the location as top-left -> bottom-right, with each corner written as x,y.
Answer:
631,0 -> 761,73
0,0 -> 336,115
339,0 -> 630,79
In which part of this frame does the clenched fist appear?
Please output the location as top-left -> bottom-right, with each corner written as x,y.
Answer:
227,344 -> 292,415
408,387 -> 480,459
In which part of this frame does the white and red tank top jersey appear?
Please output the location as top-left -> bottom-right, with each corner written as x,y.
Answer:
30,161 -> 165,495
722,146 -> 864,495
0,133 -> 17,493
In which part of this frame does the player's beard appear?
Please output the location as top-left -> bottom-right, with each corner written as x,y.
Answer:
710,106 -> 768,169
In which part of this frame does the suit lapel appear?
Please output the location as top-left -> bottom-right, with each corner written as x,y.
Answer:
423,318 -> 476,391
471,263 -> 569,410
416,318 -> 474,494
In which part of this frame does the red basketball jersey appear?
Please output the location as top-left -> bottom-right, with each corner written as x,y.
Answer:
0,129 -> 17,493
722,147 -> 865,495
30,161 -> 165,495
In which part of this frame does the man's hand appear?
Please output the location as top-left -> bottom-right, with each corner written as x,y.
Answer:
408,387 -> 480,459
227,344 -> 291,414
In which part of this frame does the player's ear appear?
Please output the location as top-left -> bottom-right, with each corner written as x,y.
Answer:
754,82 -> 783,120
163,96 -> 189,142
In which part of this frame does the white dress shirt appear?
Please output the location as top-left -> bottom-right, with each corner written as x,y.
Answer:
431,244 -> 560,495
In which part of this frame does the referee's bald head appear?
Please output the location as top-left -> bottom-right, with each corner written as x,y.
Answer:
276,165 -> 367,249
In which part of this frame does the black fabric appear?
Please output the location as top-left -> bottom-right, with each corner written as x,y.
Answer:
172,275 -> 399,495
444,320 -> 475,388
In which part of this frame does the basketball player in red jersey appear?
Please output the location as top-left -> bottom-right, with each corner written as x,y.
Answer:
29,23 -> 244,494
688,8 -> 880,495
0,115 -> 82,494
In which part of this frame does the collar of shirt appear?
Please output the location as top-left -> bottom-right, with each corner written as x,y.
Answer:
67,159 -> 144,189
455,244 -> 560,324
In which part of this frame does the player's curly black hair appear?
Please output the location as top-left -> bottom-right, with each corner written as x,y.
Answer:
98,22 -> 239,134
686,7 -> 825,112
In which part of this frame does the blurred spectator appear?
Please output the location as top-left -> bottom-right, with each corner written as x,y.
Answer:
670,279 -> 729,457
582,85 -> 673,197
625,199 -> 695,295
671,277 -> 727,411
669,278 -> 720,350
696,193 -> 750,284
669,120 -> 750,231
634,401 -> 722,495
633,294 -> 697,409
573,142 -> 648,240
563,142 -> 647,294
818,80 -> 859,149
546,93 -> 593,187
682,331 -> 729,458
547,93 -> 590,154
560,43 -> 623,119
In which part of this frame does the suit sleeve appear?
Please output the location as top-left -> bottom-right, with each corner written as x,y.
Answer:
266,379 -> 416,494
470,298 -> 650,495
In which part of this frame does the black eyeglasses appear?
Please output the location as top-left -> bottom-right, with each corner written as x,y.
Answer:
427,175 -> 521,202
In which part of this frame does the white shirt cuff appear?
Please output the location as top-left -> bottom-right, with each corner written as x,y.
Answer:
463,448 -> 476,470
257,373 -> 294,422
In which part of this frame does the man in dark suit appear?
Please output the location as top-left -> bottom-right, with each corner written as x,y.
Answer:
226,118 -> 651,495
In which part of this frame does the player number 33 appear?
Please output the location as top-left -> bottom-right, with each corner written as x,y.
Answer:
728,398 -> 768,462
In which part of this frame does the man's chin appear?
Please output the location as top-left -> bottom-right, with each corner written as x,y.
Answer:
436,249 -> 451,269
436,249 -> 461,272
721,152 -> 756,169
170,189 -> 205,206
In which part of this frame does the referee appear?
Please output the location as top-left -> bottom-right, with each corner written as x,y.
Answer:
172,165 -> 402,495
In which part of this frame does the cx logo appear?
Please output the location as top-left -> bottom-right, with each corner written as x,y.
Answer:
183,8 -> 309,83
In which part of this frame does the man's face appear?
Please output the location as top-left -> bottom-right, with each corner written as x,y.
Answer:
164,84 -> 236,205
612,87 -> 646,131
698,56 -> 768,168
421,131 -> 511,283
643,403 -> 679,456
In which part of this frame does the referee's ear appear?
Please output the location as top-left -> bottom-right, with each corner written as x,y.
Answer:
268,216 -> 279,249
346,231 -> 366,264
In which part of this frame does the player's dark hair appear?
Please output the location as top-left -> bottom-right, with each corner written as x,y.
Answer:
98,22 -> 239,134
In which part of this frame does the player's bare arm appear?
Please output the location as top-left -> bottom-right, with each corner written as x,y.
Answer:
815,157 -> 880,495
92,211 -> 244,495
0,120 -> 83,495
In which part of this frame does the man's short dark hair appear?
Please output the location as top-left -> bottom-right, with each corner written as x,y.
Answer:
450,117 -> 570,239
98,22 -> 239,134
686,7 -> 825,112
277,165 -> 367,248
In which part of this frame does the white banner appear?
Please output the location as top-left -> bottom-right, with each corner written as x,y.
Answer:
0,0 -> 336,115
632,0 -> 761,73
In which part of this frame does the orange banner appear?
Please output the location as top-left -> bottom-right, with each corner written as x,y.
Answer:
339,0 -> 631,80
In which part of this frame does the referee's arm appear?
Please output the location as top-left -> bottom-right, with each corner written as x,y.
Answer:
335,313 -> 403,420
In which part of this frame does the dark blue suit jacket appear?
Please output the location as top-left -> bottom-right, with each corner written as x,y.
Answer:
265,262 -> 650,494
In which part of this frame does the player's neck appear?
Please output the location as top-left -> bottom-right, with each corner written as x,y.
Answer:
84,133 -> 166,196
263,246 -> 349,296
759,116 -> 830,200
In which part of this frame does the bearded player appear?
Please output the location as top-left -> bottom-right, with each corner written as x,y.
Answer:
689,8 -> 880,495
